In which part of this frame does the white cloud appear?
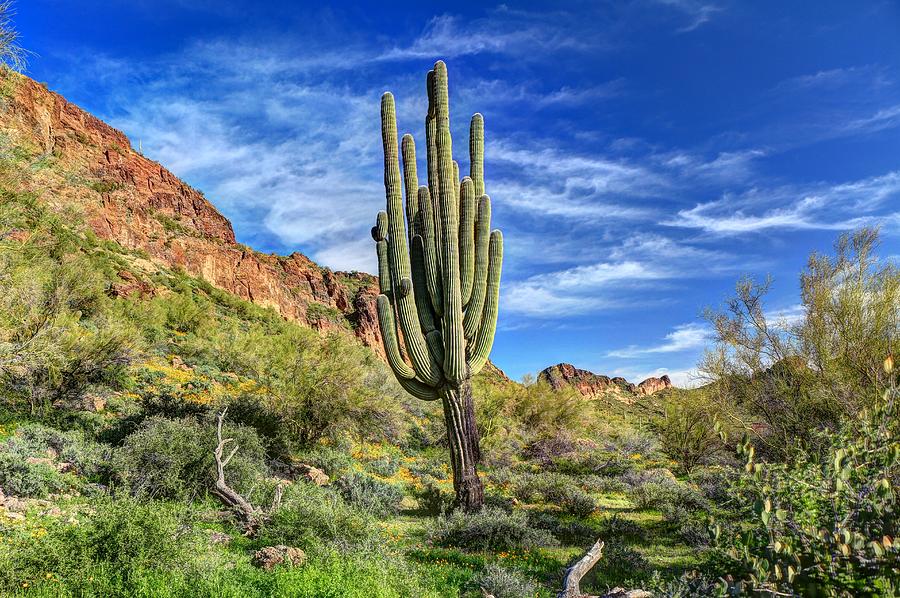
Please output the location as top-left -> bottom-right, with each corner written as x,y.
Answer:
670,171 -> 900,234
653,0 -> 723,33
607,322 -> 711,358
502,234 -> 748,318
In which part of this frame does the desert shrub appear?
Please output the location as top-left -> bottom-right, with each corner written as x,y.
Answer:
702,229 -> 899,459
114,415 -> 266,501
3,423 -> 110,477
580,474 -> 627,494
661,504 -> 711,547
260,482 -> 380,549
643,570 -> 729,597
0,423 -> 110,497
552,449 -> 635,477
366,452 -> 401,477
527,511 -> 597,545
654,389 -> 725,473
411,475 -> 454,515
0,497 -> 198,589
334,470 -> 404,517
714,382 -> 899,596
293,443 -> 355,477
592,541 -> 649,582
510,471 -> 596,516
690,466 -> 740,503
599,514 -> 646,542
427,507 -> 558,551
215,328 -> 406,450
468,564 -> 538,598
0,452 -> 76,497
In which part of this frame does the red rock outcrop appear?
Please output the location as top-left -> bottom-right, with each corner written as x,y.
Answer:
538,363 -> 673,399
1,73 -> 383,356
636,375 -> 672,396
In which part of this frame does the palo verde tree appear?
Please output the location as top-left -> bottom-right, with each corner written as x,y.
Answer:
373,60 -> 503,512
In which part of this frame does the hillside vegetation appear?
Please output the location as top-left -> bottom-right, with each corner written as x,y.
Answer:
0,61 -> 897,598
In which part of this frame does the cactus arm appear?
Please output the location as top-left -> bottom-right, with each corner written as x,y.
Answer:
411,235 -> 437,333
376,294 -> 416,380
401,134 -> 419,242
425,70 -> 442,277
458,177 -> 476,306
469,113 -> 484,199
433,61 -> 466,384
426,329 -> 445,367
463,195 -> 491,340
397,376 -> 439,401
381,92 -> 443,386
417,186 -> 443,317
375,239 -> 391,294
467,230 -> 503,375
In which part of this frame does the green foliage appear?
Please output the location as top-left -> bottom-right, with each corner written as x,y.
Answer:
427,507 -> 558,551
715,383 -> 899,596
468,563 -> 538,598
654,389 -> 725,473
0,423 -> 109,497
509,471 -> 597,517
115,415 -> 266,501
334,470 -> 404,517
0,497 -> 199,591
259,482 -> 381,549
703,228 -> 899,459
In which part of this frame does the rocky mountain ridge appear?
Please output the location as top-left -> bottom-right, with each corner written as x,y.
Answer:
538,363 -> 673,400
0,72 -> 385,356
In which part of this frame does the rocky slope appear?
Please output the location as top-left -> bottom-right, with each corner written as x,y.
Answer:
0,72 -> 384,355
538,363 -> 672,401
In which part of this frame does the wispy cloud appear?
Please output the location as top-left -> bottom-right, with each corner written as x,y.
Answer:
670,171 -> 900,234
653,0 -> 723,33
607,322 -> 710,358
503,235 -> 747,318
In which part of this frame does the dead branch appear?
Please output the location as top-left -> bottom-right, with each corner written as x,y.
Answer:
212,408 -> 258,531
558,538 -> 604,598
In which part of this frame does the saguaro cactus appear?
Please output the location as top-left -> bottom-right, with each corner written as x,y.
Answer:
373,60 -> 502,512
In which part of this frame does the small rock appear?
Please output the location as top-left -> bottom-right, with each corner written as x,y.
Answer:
293,463 -> 329,487
208,531 -> 232,545
252,545 -> 307,571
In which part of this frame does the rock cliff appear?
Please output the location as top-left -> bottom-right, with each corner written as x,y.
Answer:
0,73 -> 384,356
538,363 -> 673,399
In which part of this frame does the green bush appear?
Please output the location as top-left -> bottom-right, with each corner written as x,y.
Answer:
259,482 -> 381,549
114,415 -> 266,501
715,384 -> 899,596
427,507 -> 558,551
468,564 -> 538,598
335,470 -> 404,517
411,475 -> 454,515
510,471 -> 597,517
0,497 -> 199,590
0,423 -> 109,497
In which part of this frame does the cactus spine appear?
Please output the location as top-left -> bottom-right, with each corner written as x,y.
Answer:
374,61 -> 503,511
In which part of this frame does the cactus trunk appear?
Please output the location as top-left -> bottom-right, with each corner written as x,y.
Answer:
374,61 -> 503,512
441,381 -> 484,512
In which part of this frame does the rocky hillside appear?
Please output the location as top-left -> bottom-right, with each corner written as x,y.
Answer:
539,363 -> 672,401
0,72 -> 384,354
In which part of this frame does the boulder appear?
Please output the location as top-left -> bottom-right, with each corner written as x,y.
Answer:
252,545 -> 307,571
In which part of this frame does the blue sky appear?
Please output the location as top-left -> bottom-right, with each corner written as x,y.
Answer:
17,1 -> 900,384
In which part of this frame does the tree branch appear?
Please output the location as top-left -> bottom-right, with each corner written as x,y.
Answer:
558,538 -> 604,598
212,408 -> 258,531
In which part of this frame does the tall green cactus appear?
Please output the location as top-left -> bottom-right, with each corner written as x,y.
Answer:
373,61 -> 503,512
